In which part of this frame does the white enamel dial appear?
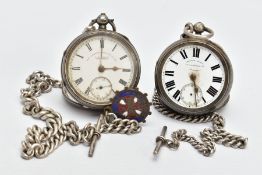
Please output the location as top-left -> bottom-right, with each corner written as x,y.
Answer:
161,44 -> 225,109
67,35 -> 136,104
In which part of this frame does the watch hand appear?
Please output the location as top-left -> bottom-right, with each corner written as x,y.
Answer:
103,66 -> 127,71
96,85 -> 112,89
100,46 -> 103,66
98,38 -> 104,69
190,73 -> 198,107
97,44 -> 104,73
194,85 -> 198,107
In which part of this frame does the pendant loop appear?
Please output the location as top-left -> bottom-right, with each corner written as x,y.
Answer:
182,22 -> 214,39
87,13 -> 116,32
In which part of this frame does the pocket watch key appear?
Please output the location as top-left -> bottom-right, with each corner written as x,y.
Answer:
20,13 -> 151,159
153,22 -> 248,156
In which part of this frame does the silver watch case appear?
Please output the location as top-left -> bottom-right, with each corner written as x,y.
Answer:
155,38 -> 233,115
61,29 -> 141,110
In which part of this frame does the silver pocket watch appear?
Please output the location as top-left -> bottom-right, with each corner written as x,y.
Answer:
153,22 -> 247,157
20,13 -> 151,159
154,22 -> 232,115
61,13 -> 141,110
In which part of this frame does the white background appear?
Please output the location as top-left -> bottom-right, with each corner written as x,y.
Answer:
0,0 -> 261,175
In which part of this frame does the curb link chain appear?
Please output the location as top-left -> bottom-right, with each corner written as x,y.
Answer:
20,71 -> 141,159
152,90 -> 247,156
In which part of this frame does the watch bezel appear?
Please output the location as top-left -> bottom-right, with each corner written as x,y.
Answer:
155,38 -> 233,115
61,30 -> 141,110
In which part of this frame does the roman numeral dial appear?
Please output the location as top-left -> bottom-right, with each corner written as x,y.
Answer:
173,90 -> 180,100
165,80 -> 175,91
165,71 -> 174,76
213,76 -> 222,83
66,34 -> 139,104
180,50 -> 188,59
193,47 -> 200,58
207,86 -> 218,97
75,77 -> 83,85
211,64 -> 220,71
161,44 -> 226,109
71,67 -> 80,70
86,43 -> 92,51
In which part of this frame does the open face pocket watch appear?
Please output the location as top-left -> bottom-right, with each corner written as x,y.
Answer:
20,13 -> 151,160
153,22 -> 247,157
61,13 -> 141,110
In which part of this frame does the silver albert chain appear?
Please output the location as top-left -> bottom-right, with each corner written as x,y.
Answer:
20,71 -> 151,159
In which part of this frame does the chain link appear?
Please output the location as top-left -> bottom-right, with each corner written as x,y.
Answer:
152,90 -> 247,156
20,71 -> 141,159
100,116 -> 142,134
